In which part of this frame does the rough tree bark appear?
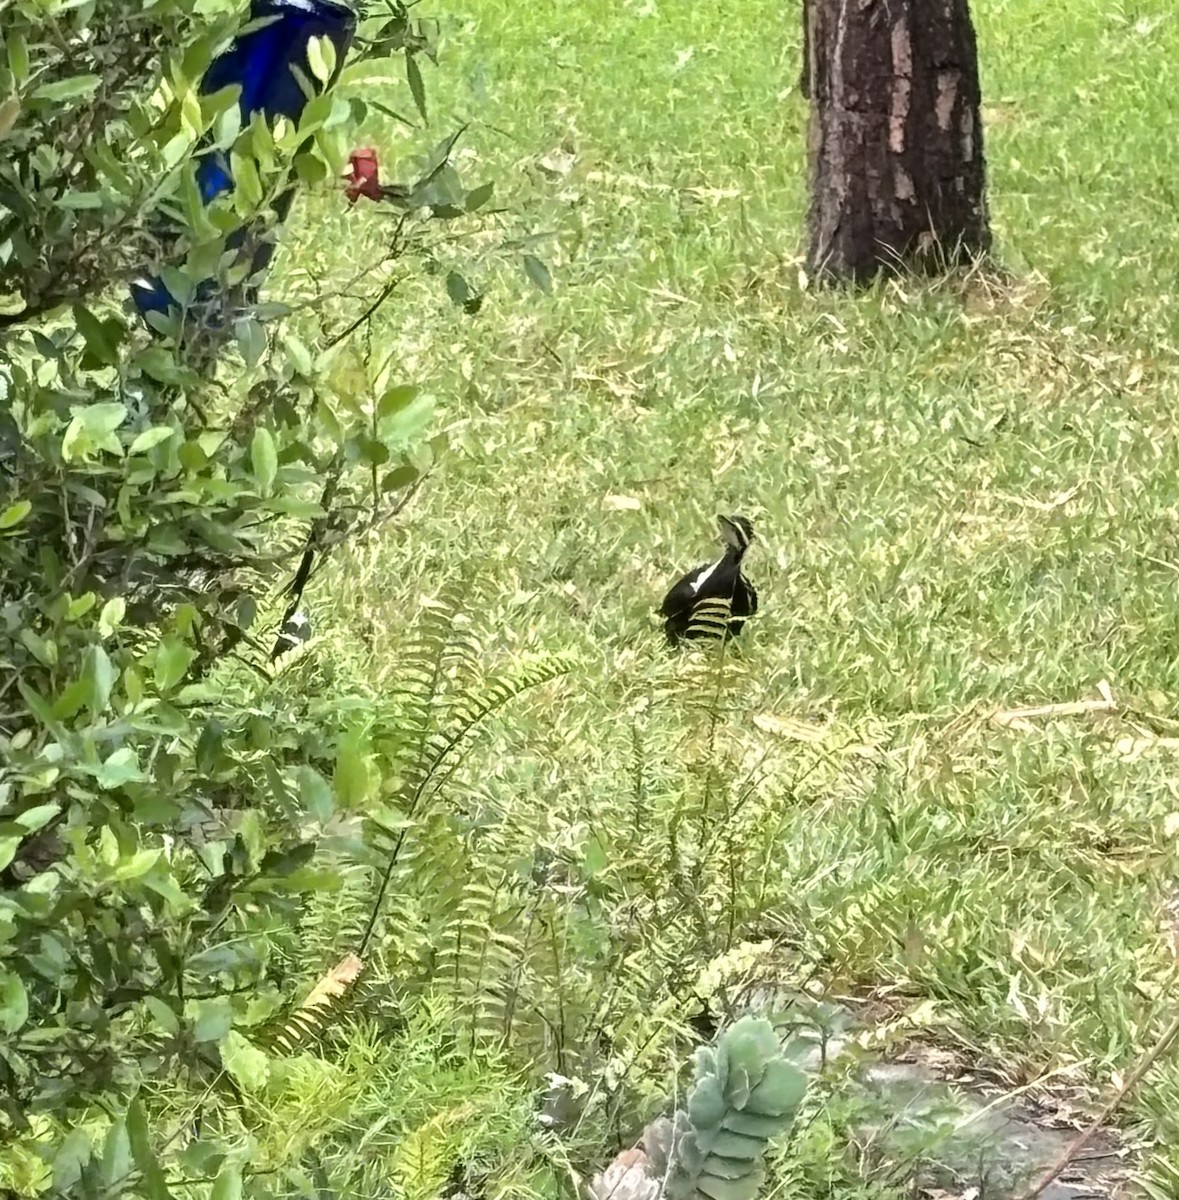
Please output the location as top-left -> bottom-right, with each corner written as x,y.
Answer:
803,0 -> 990,284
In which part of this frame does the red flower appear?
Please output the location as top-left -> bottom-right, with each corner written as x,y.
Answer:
345,147 -> 382,204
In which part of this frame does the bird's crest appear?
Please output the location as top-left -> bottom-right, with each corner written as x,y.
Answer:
717,514 -> 754,553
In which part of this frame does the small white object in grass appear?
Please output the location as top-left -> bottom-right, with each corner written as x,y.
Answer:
602,493 -> 641,511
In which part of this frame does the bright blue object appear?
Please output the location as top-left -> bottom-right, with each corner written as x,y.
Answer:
204,0 -> 354,123
131,0 -> 356,326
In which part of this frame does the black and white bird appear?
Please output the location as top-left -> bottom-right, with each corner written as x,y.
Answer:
271,609 -> 312,661
660,514 -> 758,644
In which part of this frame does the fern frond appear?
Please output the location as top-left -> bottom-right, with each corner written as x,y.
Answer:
434,874 -> 526,1053
359,647 -> 571,958
686,596 -> 736,642
378,580 -> 473,767
408,653 -> 575,813
389,1101 -> 479,1200
260,953 -> 366,1056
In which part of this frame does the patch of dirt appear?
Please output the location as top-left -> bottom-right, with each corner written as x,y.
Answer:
867,1058 -> 1137,1199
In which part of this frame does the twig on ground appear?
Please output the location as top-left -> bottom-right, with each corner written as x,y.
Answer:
991,680 -> 1116,729
1016,998 -> 1179,1200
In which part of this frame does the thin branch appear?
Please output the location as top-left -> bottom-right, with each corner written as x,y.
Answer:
1016,1001 -> 1179,1200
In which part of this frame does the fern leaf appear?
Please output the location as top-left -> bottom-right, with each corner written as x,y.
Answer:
389,1101 -> 479,1200
686,596 -> 736,642
268,953 -> 365,1056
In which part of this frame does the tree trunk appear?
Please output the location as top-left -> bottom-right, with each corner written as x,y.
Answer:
803,0 -> 990,284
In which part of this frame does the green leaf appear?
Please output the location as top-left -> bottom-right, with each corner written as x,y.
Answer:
220,1030 -> 270,1091
141,865 -> 192,911
523,253 -> 554,294
163,130 -> 194,170
73,303 -> 124,365
99,597 -> 126,637
98,824 -> 119,868
6,33 -> 29,82
129,426 -> 174,454
235,316 -> 267,368
406,53 -> 428,122
230,149 -> 263,208
744,1058 -> 807,1117
446,270 -> 472,308
306,34 -> 337,86
688,1075 -> 726,1129
696,1169 -> 764,1200
68,592 -> 98,620
82,644 -> 118,716
214,100 -> 242,148
0,838 -> 16,874
382,463 -> 420,493
378,384 -> 420,420
294,150 -> 329,184
33,74 -> 101,102
294,766 -> 334,822
282,332 -> 313,376
143,996 -> 180,1035
139,347 -> 198,385
193,997 -> 234,1043
51,678 -> 89,721
127,1096 -> 173,1199
52,1127 -> 92,1193
154,637 -> 196,692
226,830 -> 270,888
18,678 -> 61,732
102,1116 -> 132,1188
96,747 -> 143,790
111,848 -> 162,882
696,1129 -> 763,1161
211,1162 -> 243,1200
0,970 -> 29,1034
293,87 -> 332,135
62,401 -> 128,461
465,180 -> 495,210
723,1017 -> 780,1083
378,391 -> 434,447
15,802 -> 60,833
251,427 -> 278,493
58,190 -> 106,210
263,757 -> 287,810
333,729 -> 371,810
81,400 -> 130,434
20,627 -> 55,666
88,136 -> 133,193
720,1110 -> 792,1139
0,95 -> 19,139
0,498 -> 30,529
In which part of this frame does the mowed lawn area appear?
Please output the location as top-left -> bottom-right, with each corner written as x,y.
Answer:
274,0 -> 1179,1191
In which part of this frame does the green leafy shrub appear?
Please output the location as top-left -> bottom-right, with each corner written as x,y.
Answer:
0,0 -> 501,1190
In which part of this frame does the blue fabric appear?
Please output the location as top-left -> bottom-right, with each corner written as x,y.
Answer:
196,154 -> 234,204
196,0 -> 356,202
131,0 -> 355,324
203,0 -> 355,123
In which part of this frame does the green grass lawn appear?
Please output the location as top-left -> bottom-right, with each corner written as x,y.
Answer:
272,0 -> 1179,1192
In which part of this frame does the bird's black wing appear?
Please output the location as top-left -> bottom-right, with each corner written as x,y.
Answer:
740,574 -> 759,617
661,562 -> 710,618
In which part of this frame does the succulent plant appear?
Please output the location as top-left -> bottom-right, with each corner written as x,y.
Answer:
665,1016 -> 808,1200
